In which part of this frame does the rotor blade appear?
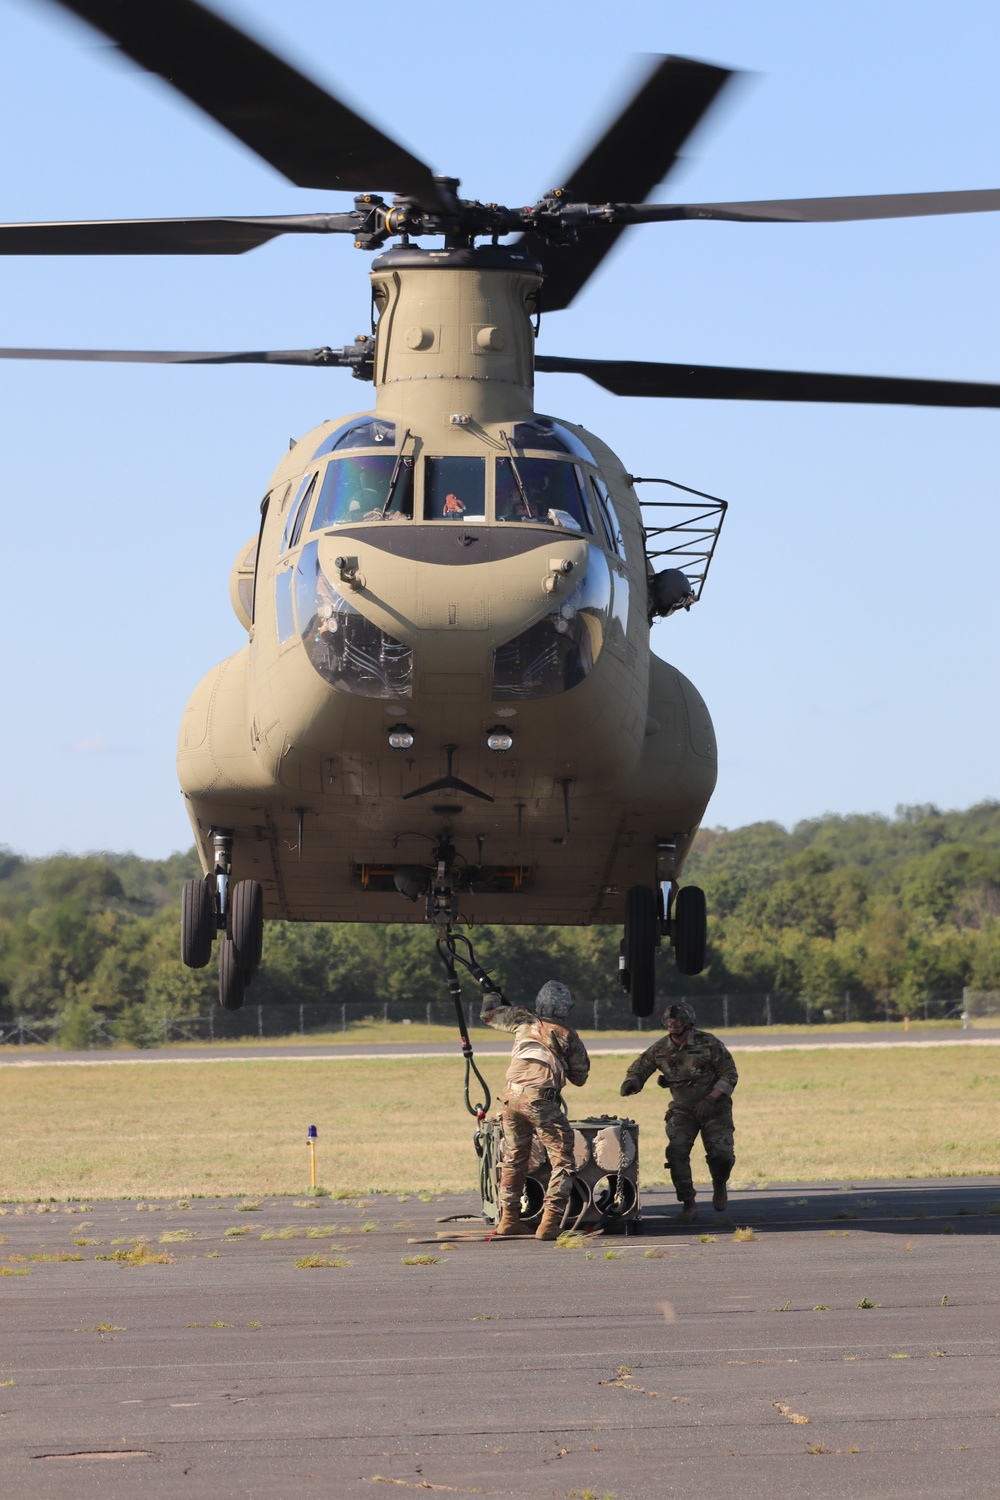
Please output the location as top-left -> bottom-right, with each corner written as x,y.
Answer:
52,0 -> 446,205
519,56 -> 732,311
0,346 -> 345,366
625,187 -> 1000,224
535,355 -> 1000,407
0,214 -> 355,255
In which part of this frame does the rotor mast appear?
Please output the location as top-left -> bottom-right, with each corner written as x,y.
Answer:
369,245 -> 542,426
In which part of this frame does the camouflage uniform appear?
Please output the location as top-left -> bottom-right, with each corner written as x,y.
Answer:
481,994 -> 590,1213
623,1028 -> 738,1203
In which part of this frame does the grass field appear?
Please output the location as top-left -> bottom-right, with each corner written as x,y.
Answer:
1,1046 -> 998,1202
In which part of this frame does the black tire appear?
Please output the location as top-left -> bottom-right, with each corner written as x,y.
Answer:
674,885 -> 708,975
229,880 -> 264,975
624,885 -> 657,1017
218,938 -> 246,1011
180,877 -> 215,969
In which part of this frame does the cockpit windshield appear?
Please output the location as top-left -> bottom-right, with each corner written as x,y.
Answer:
496,457 -> 592,532
424,456 -> 486,521
311,454 -> 413,528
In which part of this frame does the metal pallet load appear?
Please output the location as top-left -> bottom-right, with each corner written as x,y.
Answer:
476,1114 -> 642,1235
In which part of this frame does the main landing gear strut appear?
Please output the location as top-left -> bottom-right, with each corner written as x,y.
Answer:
180,828 -> 264,1011
618,842 -> 708,1017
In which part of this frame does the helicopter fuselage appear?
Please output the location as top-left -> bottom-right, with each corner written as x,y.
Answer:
177,247 -> 717,925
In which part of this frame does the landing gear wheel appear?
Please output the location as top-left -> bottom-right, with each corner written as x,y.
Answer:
180,877 -> 215,969
218,938 -> 246,1011
229,880 -> 264,975
674,885 -> 707,975
624,885 -> 657,1017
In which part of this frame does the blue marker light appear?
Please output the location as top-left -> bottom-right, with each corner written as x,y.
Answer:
307,1124 -> 318,1140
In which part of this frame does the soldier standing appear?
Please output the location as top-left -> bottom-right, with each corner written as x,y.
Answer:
619,1000 -> 737,1223
481,980 -> 590,1240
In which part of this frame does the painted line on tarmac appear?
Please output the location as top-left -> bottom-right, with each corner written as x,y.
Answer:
1,1036 -> 999,1067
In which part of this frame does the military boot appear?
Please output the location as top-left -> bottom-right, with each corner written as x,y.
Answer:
678,1198 -> 698,1224
494,1205 -> 528,1237
711,1180 -> 728,1212
535,1204 -> 565,1241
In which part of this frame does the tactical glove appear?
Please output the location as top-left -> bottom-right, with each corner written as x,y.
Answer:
619,1077 -> 641,1097
656,1075 -> 670,1089
693,1095 -> 718,1121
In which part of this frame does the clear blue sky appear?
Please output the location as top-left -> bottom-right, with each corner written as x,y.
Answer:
1,0 -> 998,858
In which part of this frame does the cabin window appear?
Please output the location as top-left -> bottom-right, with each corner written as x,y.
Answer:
590,475 -> 627,561
492,548 -> 612,700
424,456 -> 486,520
274,566 -> 296,644
312,454 -> 413,527
496,458 -> 592,533
512,417 -> 597,466
237,576 -> 254,621
280,472 -> 317,553
311,416 -> 396,459
295,541 -> 413,698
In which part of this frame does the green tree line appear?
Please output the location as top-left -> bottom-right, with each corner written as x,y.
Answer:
0,801 -> 997,1046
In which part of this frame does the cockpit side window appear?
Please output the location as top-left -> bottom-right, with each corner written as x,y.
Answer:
424,456 -> 486,521
496,458 -> 592,533
280,472 -> 317,553
590,475 -> 627,561
311,454 -> 413,528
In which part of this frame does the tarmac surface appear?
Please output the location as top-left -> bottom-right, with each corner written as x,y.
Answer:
3,1177 -> 1000,1498
3,1028 -> 999,1065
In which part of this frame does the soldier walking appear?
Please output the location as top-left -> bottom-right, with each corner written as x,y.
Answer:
481,981 -> 590,1240
620,1001 -> 737,1222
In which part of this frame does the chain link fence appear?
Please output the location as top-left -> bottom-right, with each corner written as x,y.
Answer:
4,988 -> 996,1047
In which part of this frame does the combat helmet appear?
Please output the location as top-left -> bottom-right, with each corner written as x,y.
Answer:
664,1000 -> 696,1030
534,980 -> 574,1020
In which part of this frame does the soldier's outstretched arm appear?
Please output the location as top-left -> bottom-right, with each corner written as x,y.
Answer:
620,1040 -> 666,1096
479,993 -> 534,1033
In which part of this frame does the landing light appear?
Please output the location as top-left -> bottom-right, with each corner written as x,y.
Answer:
487,727 -> 514,753
388,725 -> 415,751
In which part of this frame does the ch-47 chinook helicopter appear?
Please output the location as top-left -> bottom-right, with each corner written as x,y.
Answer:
8,0 -> 1000,1019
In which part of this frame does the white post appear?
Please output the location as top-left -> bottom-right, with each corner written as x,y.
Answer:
341,1003 -> 347,1033
962,986 -> 970,1030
